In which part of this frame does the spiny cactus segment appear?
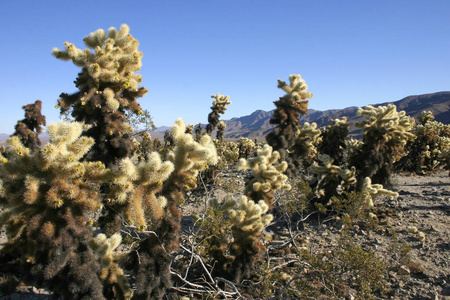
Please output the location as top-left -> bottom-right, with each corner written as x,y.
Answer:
206,93 -> 231,134
12,100 -> 46,152
237,144 -> 291,209
53,24 -> 147,165
0,122 -> 107,299
266,74 -> 314,175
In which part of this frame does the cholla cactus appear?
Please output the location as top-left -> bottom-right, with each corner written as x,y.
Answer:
216,120 -> 227,141
350,104 -> 415,189
89,233 -> 132,299
439,141 -> 450,175
396,116 -> 450,174
266,74 -> 313,175
206,93 -> 231,134
318,118 -> 350,165
361,177 -> 398,208
418,111 -> 435,126
107,153 -> 174,231
126,119 -> 217,299
227,196 -> 273,281
294,122 -> 321,168
310,154 -> 356,204
0,122 -> 108,298
203,195 -> 273,281
238,137 -> 256,159
12,100 -> 46,152
53,24 -> 147,166
236,144 -> 291,208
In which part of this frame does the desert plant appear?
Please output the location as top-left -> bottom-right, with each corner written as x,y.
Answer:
317,117 -> 350,165
52,24 -> 146,166
199,195 -> 273,282
123,118 -> 218,299
205,93 -> 231,134
216,120 -> 226,142
349,104 -> 415,190
236,144 -> 291,209
0,122 -> 108,299
11,100 -> 46,152
266,74 -> 315,175
395,112 -> 450,173
310,154 -> 357,204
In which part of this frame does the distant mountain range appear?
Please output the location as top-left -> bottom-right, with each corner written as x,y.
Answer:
221,91 -> 450,140
1,92 -> 449,143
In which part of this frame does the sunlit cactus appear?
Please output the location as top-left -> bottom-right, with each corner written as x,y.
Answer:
227,195 -> 273,282
238,137 -> 256,159
89,233 -> 132,299
128,118 -> 218,299
107,153 -> 174,231
206,93 -> 231,134
203,195 -> 273,282
350,104 -> 415,189
310,154 -> 356,204
317,117 -> 350,165
53,24 -> 147,165
0,122 -> 108,299
266,74 -> 314,175
237,144 -> 291,209
396,114 -> 450,174
361,177 -> 398,208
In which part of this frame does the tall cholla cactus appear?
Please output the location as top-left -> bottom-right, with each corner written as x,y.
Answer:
237,144 -> 291,209
125,118 -> 218,299
310,154 -> 356,204
350,104 -> 415,189
206,93 -> 231,134
12,100 -> 46,152
0,122 -> 108,299
52,24 -> 147,165
266,74 -> 314,175
227,196 -> 273,281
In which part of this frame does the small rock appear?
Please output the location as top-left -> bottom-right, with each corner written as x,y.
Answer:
398,265 -> 411,275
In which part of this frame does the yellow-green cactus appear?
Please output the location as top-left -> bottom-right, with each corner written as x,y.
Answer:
350,104 -> 415,189
206,93 -> 231,134
203,195 -> 274,281
108,152 -> 174,230
0,122 -> 108,298
167,118 -> 218,181
310,154 -> 356,203
236,144 -> 291,208
89,233 -> 132,299
53,24 -> 144,94
53,24 -> 147,166
361,177 -> 398,208
266,74 -> 314,176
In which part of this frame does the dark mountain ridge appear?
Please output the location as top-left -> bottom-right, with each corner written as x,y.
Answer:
222,91 -> 450,139
1,92 -> 448,143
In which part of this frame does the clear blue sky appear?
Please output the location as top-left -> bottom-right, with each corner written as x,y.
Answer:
1,0 -> 449,134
